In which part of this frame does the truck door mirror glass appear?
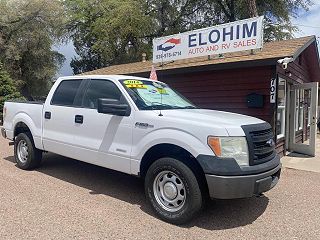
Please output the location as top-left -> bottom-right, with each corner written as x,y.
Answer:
97,98 -> 130,116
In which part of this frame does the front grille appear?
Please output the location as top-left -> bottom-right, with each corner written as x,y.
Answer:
242,123 -> 276,165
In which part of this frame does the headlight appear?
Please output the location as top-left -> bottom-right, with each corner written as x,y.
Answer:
207,137 -> 249,166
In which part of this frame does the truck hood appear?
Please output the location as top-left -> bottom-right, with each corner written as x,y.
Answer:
158,109 -> 265,136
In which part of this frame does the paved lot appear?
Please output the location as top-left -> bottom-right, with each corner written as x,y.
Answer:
282,134 -> 320,173
0,137 -> 320,240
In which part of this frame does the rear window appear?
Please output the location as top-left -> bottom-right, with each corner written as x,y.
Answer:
51,80 -> 82,106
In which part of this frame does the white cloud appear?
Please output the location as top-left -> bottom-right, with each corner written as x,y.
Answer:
292,1 -> 320,53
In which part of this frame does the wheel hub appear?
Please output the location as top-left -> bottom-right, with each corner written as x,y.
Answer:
153,171 -> 186,212
163,182 -> 178,200
17,140 -> 28,163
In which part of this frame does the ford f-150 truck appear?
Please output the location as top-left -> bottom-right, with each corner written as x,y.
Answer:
1,75 -> 281,224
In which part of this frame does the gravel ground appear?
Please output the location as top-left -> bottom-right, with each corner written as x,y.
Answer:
0,136 -> 320,240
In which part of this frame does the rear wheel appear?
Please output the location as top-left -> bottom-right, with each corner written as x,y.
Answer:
145,157 -> 203,225
14,133 -> 42,170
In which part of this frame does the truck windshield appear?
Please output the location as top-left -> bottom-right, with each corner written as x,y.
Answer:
120,79 -> 196,110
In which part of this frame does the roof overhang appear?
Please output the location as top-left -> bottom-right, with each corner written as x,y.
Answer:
132,57 -> 280,77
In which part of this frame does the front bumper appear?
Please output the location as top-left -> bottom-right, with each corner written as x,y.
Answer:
1,128 -> 6,139
205,163 -> 281,199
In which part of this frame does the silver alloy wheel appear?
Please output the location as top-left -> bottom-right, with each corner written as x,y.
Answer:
17,140 -> 29,163
153,171 -> 186,212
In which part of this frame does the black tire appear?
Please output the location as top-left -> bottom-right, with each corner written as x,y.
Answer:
145,157 -> 203,225
14,133 -> 42,170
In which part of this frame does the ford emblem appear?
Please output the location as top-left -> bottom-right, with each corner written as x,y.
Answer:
266,139 -> 275,147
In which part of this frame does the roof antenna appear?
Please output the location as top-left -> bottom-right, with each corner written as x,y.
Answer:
159,91 -> 163,116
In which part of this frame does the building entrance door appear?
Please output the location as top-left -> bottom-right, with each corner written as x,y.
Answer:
288,82 -> 318,156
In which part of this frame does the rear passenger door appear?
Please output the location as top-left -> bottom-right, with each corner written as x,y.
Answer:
69,79 -> 133,174
42,79 -> 85,157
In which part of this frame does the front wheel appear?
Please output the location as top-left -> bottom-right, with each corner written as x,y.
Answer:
145,157 -> 203,225
14,133 -> 42,170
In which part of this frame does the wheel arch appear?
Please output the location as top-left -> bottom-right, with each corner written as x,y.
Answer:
14,121 -> 33,139
13,121 -> 41,150
140,143 -> 209,197
12,112 -> 43,149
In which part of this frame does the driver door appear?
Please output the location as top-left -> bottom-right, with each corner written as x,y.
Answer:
70,79 -> 134,174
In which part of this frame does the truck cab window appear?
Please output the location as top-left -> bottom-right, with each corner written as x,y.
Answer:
82,79 -> 122,109
51,80 -> 82,106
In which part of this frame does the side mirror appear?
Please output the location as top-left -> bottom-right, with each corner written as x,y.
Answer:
97,98 -> 130,116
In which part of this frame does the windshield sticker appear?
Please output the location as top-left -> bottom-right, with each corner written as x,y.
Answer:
152,81 -> 166,89
126,84 -> 147,89
157,88 -> 167,94
148,89 -> 158,94
124,80 -> 147,89
124,80 -> 143,85
148,88 -> 167,94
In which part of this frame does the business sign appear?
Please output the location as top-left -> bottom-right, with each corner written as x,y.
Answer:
153,16 -> 264,63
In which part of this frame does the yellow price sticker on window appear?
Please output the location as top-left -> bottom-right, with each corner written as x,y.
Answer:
124,80 -> 147,89
124,80 -> 143,85
126,84 -> 147,89
157,88 -> 167,94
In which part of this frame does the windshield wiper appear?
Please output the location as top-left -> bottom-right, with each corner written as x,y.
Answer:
142,104 -> 196,110
180,106 -> 197,109
143,104 -> 176,110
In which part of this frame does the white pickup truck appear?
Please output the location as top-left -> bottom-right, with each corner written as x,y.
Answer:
1,75 -> 281,224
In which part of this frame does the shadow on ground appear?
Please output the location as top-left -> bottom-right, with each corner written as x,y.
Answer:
4,153 -> 269,230
286,152 -> 313,158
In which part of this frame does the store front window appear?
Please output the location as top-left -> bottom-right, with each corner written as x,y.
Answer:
295,89 -> 304,131
276,79 -> 286,139
306,90 -> 311,127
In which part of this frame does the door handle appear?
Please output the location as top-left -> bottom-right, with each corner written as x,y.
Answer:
44,111 -> 51,119
75,115 -> 83,124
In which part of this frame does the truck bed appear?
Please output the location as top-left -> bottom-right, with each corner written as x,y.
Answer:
6,100 -> 44,105
3,101 -> 44,149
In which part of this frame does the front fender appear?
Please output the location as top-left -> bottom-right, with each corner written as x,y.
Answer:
132,128 -> 214,161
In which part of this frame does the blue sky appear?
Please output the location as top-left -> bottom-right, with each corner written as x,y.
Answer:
55,2 -> 320,77
292,0 -> 320,45
54,41 -> 76,77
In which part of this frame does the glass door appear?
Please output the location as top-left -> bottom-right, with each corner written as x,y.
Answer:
288,82 -> 319,156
